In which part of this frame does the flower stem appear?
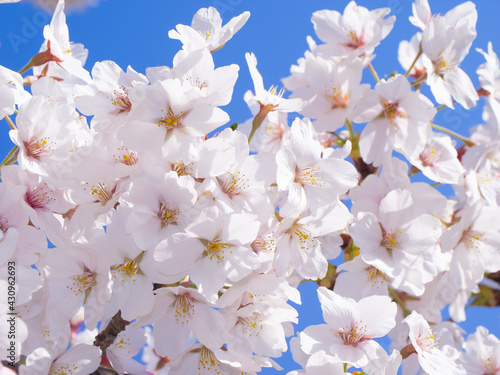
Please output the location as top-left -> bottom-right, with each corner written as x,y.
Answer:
400,343 -> 417,359
248,104 -> 273,144
4,115 -> 16,130
410,74 -> 427,86
368,62 -> 380,83
431,123 -> 476,147
436,101 -> 456,111
388,288 -> 411,317
0,146 -> 19,168
345,119 -> 356,142
405,45 -> 422,78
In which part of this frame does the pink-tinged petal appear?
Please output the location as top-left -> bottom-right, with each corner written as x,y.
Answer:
154,234 -> 202,274
223,213 -> 260,245
330,338 -> 381,367
317,287 -> 356,329
290,118 -> 321,169
359,120 -> 392,166
276,147 -> 297,191
246,52 -> 265,94
379,189 -> 414,229
190,256 -> 227,303
191,303 -> 227,351
183,105 -> 230,135
154,308 -> 192,359
443,68 -> 479,110
300,324 -> 334,355
186,207 -> 222,240
280,182 -> 307,217
357,295 -> 396,337
51,344 -> 101,375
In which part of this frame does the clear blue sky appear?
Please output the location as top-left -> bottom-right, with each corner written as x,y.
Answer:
1,0 -> 499,373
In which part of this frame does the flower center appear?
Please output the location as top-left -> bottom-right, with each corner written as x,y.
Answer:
203,238 -> 232,263
84,182 -> 116,206
170,161 -> 193,177
218,171 -> 250,198
295,166 -> 324,187
174,294 -> 193,325
381,227 -> 402,254
461,229 -> 483,250
325,87 -> 349,109
158,108 -> 184,130
25,185 -> 54,210
198,346 -> 220,373
238,315 -> 263,337
67,268 -> 96,297
338,321 -> 367,347
382,101 -> 402,123
416,328 -> 438,351
158,201 -> 179,228
111,260 -> 139,282
366,266 -> 387,287
25,137 -> 55,158
419,147 -> 441,167
434,53 -> 457,76
114,146 -> 138,166
481,356 -> 500,375
344,29 -> 365,49
288,224 -> 318,252
111,86 -> 132,114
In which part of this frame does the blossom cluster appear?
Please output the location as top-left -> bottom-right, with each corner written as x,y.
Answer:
1,0 -> 500,374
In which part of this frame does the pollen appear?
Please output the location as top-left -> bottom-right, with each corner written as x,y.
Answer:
217,171 -> 250,198
25,185 -> 54,210
268,84 -> 286,98
434,53 -> 457,76
197,346 -> 220,374
289,224 -> 317,252
239,315 -> 264,337
49,363 -> 79,375
381,226 -> 402,254
204,238 -> 232,263
252,234 -> 277,254
158,201 -> 179,228
113,146 -> 138,166
366,266 -> 387,288
295,166 -> 324,187
83,182 -> 115,206
67,268 -> 96,296
158,108 -> 184,130
417,328 -> 439,351
25,137 -> 55,158
174,294 -> 193,325
111,85 -> 132,114
111,260 -> 139,282
462,229 -> 484,251
338,321 -> 368,347
170,160 -> 193,177
113,334 -> 133,354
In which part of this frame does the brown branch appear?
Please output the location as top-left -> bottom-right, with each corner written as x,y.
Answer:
93,311 -> 130,353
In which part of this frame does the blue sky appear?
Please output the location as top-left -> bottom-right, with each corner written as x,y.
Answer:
1,0 -> 500,373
